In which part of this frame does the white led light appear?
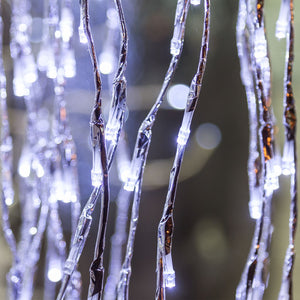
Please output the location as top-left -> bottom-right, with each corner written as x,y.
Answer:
191,0 -> 201,5
29,227 -> 37,235
164,254 -> 176,288
47,267 -> 62,283
5,197 -> 13,206
99,51 -> 115,75
18,161 -> 31,178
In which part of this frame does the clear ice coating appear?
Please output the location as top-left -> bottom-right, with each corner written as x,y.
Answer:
177,127 -> 190,146
282,136 -> 295,176
156,1 -> 210,299
234,0 -> 294,298
170,0 -> 186,56
276,0 -> 290,39
3,0 -> 298,299
78,16 -> 88,44
164,254 -> 176,288
278,0 -> 297,298
118,1 -> 191,298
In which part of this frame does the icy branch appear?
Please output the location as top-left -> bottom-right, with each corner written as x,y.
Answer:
278,1 -> 297,298
156,1 -> 210,298
236,1 -> 277,299
117,1 -> 191,299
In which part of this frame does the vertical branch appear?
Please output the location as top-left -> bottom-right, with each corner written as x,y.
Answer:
278,0 -> 297,298
236,0 -> 277,299
156,1 -> 210,298
57,0 -> 108,297
105,0 -> 128,167
117,1 -> 191,299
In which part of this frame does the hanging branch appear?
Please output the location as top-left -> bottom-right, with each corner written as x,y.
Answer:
236,0 -> 278,299
105,0 -> 128,167
155,1 -> 210,299
236,0 -> 262,220
104,136 -> 131,300
278,0 -> 297,298
57,0 -> 106,296
117,1 -> 191,299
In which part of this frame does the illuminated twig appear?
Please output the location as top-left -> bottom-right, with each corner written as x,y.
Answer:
156,1 -> 210,299
236,0 -> 262,220
277,0 -> 297,298
236,1 -> 277,299
105,0 -> 128,167
117,1 -> 191,299
104,136 -> 131,300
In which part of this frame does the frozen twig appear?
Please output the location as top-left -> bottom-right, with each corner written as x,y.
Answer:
278,1 -> 297,299
105,0 -> 128,167
155,1 -> 210,299
117,1 -> 191,299
236,0 -> 262,220
104,136 -> 131,300
236,1 -> 277,299
58,0 -> 111,298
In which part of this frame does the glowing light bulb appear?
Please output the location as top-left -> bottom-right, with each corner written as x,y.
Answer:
254,28 -> 267,61
164,254 -> 176,288
124,156 -> 143,191
5,197 -> 14,206
118,161 -> 130,183
191,0 -> 201,5
99,51 -> 116,75
276,1 -> 289,39
249,188 -> 262,220
18,152 -> 31,178
105,122 -> 118,144
106,8 -> 119,29
170,36 -> 181,56
282,140 -> 295,176
60,8 -> 74,43
91,148 -> 102,187
63,49 -> 76,78
13,60 -> 29,97
48,267 -> 62,283
32,159 -> 45,178
177,127 -> 190,146
29,227 -> 37,235
78,19 -> 88,44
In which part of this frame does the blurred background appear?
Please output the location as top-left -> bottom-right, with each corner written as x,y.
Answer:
1,0 -> 300,299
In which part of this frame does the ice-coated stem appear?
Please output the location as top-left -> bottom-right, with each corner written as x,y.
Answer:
57,187 -> 101,300
236,1 -> 277,299
116,1 -> 191,299
106,0 -> 128,167
278,1 -> 297,299
236,0 -> 262,220
57,0 -> 108,295
104,137 -> 131,300
156,1 -> 210,298
59,0 -> 129,296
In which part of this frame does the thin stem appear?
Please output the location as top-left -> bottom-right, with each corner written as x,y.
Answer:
156,1 -> 210,298
117,1 -> 191,299
278,0 -> 297,298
